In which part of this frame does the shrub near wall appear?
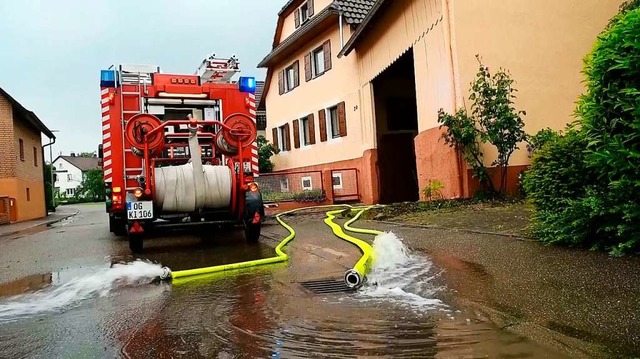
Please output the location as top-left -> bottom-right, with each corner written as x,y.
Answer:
524,7 -> 640,255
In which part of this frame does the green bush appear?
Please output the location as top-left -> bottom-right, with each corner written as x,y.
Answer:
524,7 -> 640,255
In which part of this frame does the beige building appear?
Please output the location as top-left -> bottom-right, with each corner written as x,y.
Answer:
0,87 -> 56,223
259,0 -> 623,204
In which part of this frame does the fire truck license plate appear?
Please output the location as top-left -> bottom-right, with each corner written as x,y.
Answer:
126,201 -> 154,220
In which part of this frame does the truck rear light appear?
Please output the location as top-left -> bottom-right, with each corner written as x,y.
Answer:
133,188 -> 144,199
113,187 -> 122,193
112,194 -> 122,205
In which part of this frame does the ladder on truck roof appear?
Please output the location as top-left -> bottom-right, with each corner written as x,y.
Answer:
196,54 -> 241,83
117,64 -> 159,188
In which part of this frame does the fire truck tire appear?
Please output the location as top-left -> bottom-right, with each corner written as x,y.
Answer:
129,234 -> 144,253
244,221 -> 261,243
109,216 -> 127,236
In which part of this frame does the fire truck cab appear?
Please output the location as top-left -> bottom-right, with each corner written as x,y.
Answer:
98,55 -> 264,253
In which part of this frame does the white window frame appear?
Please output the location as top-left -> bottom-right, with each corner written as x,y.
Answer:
326,106 -> 340,139
299,2 -> 310,24
301,176 -> 313,191
277,125 -> 287,152
312,47 -> 324,78
66,188 -> 74,196
332,172 -> 343,189
285,65 -> 296,92
300,116 -> 311,146
280,178 -> 290,192
67,174 -> 73,181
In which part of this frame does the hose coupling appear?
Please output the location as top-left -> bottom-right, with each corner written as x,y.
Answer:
344,269 -> 363,289
160,267 -> 172,280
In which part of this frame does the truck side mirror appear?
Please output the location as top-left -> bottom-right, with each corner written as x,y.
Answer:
98,144 -> 103,159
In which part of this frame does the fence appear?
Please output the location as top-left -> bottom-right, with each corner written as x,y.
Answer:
256,170 -> 326,203
255,168 -> 361,205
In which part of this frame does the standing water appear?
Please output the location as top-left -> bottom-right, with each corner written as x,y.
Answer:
0,260 -> 165,323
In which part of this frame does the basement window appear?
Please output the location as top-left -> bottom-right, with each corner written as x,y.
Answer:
301,176 -> 313,191
332,172 -> 343,189
280,178 -> 290,193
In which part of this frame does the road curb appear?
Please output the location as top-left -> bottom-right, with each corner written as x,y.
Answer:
368,219 -> 539,241
0,209 -> 80,238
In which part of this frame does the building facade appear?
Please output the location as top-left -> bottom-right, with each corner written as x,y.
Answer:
0,87 -> 55,223
259,0 -> 623,204
52,155 -> 100,198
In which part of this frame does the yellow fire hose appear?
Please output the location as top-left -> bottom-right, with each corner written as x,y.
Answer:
323,206 -> 383,288
160,204 -> 384,288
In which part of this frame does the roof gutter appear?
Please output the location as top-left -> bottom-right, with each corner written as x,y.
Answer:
258,7 -> 339,68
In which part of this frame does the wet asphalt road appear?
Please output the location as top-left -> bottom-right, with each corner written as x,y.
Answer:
0,204 -> 608,358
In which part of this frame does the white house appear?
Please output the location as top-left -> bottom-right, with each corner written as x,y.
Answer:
52,154 -> 100,197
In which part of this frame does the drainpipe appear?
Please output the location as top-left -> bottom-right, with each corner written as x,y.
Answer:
443,0 -> 465,198
42,136 -> 56,213
339,12 -> 344,48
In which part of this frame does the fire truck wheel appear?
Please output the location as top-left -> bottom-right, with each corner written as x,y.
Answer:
109,217 -> 126,236
244,221 -> 261,243
128,234 -> 144,253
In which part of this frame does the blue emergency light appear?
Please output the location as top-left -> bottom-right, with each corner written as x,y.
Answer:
238,76 -> 256,93
100,70 -> 116,88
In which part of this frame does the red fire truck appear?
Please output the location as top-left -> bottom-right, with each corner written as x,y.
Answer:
98,55 -> 264,252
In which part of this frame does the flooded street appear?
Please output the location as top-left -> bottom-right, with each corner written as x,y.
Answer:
0,205 -> 574,358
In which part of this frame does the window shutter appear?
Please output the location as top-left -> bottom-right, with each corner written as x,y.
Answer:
338,101 -> 347,137
323,40 -> 332,71
308,0 -> 315,16
284,123 -> 291,151
308,113 -> 316,144
293,60 -> 300,88
304,53 -> 312,82
272,128 -> 279,149
294,8 -> 301,28
278,70 -> 285,95
293,119 -> 300,149
318,110 -> 327,142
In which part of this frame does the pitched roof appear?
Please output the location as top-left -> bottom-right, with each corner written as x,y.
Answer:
338,0 -> 389,57
54,156 -> 100,172
258,6 -> 340,68
0,86 -> 55,139
334,0 -> 377,24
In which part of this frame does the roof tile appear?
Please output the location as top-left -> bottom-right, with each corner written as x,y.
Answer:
334,0 -> 377,24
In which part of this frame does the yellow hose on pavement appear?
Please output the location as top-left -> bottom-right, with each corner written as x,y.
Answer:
323,206 -> 383,288
162,204 -> 385,287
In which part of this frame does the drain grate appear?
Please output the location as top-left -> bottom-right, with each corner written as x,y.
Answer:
300,278 -> 354,294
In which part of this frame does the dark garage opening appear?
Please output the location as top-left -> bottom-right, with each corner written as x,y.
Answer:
372,49 -> 419,204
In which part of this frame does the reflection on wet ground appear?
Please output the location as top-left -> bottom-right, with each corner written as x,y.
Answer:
0,212 -> 572,358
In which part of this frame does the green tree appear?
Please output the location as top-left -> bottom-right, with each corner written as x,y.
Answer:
78,152 -> 97,158
257,135 -> 279,173
524,6 -> 640,255
80,169 -> 105,201
438,55 -> 528,195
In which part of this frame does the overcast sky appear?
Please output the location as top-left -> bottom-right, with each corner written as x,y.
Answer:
0,0 -> 281,160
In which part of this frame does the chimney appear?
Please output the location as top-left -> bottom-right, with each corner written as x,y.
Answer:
70,152 -> 75,157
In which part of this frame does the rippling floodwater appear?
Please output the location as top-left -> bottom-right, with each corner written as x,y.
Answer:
0,228 -> 567,358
